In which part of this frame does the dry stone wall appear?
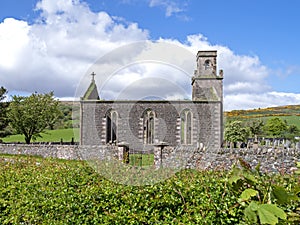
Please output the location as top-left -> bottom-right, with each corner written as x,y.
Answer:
0,144 -> 299,174
155,145 -> 300,174
0,144 -> 118,161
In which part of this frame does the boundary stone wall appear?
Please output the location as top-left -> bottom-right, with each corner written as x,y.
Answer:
0,144 -> 299,173
0,144 -> 120,161
154,145 -> 300,173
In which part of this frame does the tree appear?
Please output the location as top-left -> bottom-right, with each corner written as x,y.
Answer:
224,120 -> 249,148
8,92 -> 61,144
263,117 -> 287,138
283,124 -> 300,142
0,86 -> 9,138
246,119 -> 264,138
0,86 -> 7,101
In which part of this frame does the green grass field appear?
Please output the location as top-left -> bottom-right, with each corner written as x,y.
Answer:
1,128 -> 79,143
225,115 -> 300,129
129,154 -> 154,167
225,104 -> 300,129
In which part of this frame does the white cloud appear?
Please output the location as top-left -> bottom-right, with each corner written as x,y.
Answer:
99,60 -> 191,100
225,92 -> 300,111
149,0 -> 187,17
1,0 -> 299,111
225,81 -> 270,94
0,0 -> 148,97
182,35 -> 271,93
0,18 -> 30,69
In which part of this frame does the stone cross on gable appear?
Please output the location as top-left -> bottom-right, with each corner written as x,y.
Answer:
91,72 -> 96,81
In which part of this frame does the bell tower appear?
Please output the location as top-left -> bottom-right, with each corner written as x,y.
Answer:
192,50 -> 223,101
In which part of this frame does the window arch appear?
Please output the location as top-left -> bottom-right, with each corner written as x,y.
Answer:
106,110 -> 118,144
204,59 -> 211,70
143,110 -> 155,144
180,109 -> 192,145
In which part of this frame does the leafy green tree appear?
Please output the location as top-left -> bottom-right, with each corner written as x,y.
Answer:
246,119 -> 264,138
263,117 -> 287,138
287,124 -> 299,134
8,92 -> 61,144
283,124 -> 300,142
0,86 -> 7,101
0,86 -> 9,138
224,120 -> 249,148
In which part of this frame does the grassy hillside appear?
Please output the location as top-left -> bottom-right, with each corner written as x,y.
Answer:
225,105 -> 300,128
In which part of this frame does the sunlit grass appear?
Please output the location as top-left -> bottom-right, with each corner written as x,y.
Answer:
129,153 -> 154,167
1,128 -> 79,143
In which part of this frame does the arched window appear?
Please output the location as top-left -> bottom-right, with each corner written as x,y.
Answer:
143,110 -> 155,144
106,110 -> 118,144
180,110 -> 192,145
204,59 -> 211,70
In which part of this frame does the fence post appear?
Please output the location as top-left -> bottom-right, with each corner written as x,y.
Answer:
154,142 -> 169,169
117,142 -> 129,164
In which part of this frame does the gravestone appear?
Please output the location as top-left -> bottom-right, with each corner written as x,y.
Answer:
284,140 -> 291,149
253,135 -> 258,150
265,139 -> 270,147
296,142 -> 300,151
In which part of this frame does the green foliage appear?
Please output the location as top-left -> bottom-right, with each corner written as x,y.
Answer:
56,102 -> 80,129
0,86 -> 7,102
245,203 -> 286,225
246,119 -> 264,137
224,120 -> 249,144
0,155 -> 244,224
227,159 -> 300,224
0,155 -> 299,224
0,86 -> 10,138
225,105 -> 300,128
225,116 -> 299,141
7,92 -> 61,144
263,117 -> 287,138
283,125 -> 300,142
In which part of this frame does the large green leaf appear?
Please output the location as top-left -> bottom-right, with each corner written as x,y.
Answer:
244,202 -> 258,223
257,204 -> 287,225
228,175 -> 241,185
272,186 -> 290,204
240,188 -> 258,201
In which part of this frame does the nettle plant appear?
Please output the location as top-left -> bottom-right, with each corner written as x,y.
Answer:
227,159 -> 300,225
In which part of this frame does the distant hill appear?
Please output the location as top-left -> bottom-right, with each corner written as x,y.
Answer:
224,105 -> 300,128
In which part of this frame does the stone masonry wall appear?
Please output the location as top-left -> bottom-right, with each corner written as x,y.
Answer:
0,144 -> 299,174
154,146 -> 300,174
80,100 -> 222,151
0,144 -> 118,161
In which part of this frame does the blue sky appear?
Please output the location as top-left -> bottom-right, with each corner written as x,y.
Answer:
0,0 -> 300,110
